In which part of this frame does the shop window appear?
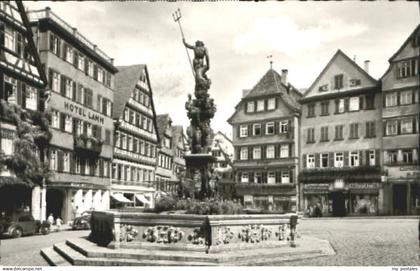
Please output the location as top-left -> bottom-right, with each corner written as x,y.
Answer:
334,152 -> 344,168
307,154 -> 315,168
247,101 -> 255,113
280,121 -> 288,133
386,120 -> 398,135
256,100 -> 265,112
400,90 -> 413,105
321,153 -> 329,168
240,147 -> 248,160
266,145 -> 275,159
350,151 -> 359,167
281,171 -> 290,184
369,150 -> 376,166
253,147 -> 261,159
266,122 -> 274,135
267,172 -> 276,184
385,93 -> 398,107
253,124 -> 261,136
267,98 -> 276,110
401,118 -> 413,134
280,144 -> 289,158
241,173 -> 249,183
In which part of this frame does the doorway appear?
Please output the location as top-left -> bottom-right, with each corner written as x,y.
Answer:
393,184 -> 407,215
46,189 -> 64,220
331,191 -> 346,217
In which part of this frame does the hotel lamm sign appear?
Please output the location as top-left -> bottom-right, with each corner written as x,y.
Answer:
64,102 -> 105,125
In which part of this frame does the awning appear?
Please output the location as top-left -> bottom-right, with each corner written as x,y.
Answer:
111,193 -> 132,203
135,194 -> 151,205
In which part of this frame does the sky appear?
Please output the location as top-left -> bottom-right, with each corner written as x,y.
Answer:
25,1 -> 419,139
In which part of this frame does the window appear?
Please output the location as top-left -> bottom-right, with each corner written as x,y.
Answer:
121,134 -> 127,150
0,132 -> 13,155
25,86 -> 37,111
280,144 -> 289,158
266,122 -> 274,135
247,101 -> 255,113
279,121 -> 288,133
52,111 -> 60,129
281,171 -> 290,184
365,95 -> 375,110
267,172 -> 276,184
84,89 -> 93,108
254,173 -> 263,184
105,130 -> 111,145
334,74 -> 344,89
366,121 -> 376,138
319,84 -> 328,92
4,26 -> 14,51
385,93 -> 398,107
240,147 -> 248,160
321,153 -> 329,168
401,118 -> 413,134
320,101 -> 329,116
64,115 -> 72,133
98,68 -> 104,83
65,45 -> 73,63
63,152 -> 70,172
335,99 -> 345,113
388,151 -> 398,164
350,151 -> 359,167
335,125 -> 344,140
253,147 -> 261,159
349,79 -> 361,87
386,120 -> 398,135
334,152 -> 344,168
52,71 -> 60,92
307,128 -> 315,143
307,104 -> 315,117
369,150 -> 376,166
253,124 -> 261,136
65,78 -> 72,99
400,91 -> 413,105
88,61 -> 94,77
320,126 -> 329,142
257,100 -> 265,112
50,150 -> 57,171
307,154 -> 315,168
397,59 -> 418,78
241,173 -> 249,183
402,150 -> 413,164
349,123 -> 359,139
266,145 -> 275,159
267,98 -> 276,110
78,54 -> 85,70
127,136 -> 133,152
349,97 -> 360,111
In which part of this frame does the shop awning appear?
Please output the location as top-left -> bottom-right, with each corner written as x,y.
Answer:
135,194 -> 151,205
111,193 -> 132,203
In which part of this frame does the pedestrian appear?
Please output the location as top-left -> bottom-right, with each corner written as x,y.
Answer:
56,217 -> 63,232
47,213 -> 54,226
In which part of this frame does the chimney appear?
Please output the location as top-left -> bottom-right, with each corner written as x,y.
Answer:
281,69 -> 288,85
364,60 -> 370,74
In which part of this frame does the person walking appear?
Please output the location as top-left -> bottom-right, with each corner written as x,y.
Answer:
47,213 -> 54,226
55,217 -> 63,232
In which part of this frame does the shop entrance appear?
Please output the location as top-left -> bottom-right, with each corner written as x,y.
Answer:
46,189 -> 64,220
330,191 -> 346,217
392,184 -> 407,215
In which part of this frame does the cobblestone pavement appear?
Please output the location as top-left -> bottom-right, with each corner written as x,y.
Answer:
283,218 -> 420,266
0,218 -> 418,266
0,229 -> 89,266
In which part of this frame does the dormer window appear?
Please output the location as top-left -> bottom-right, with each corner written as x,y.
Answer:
267,98 -> 276,110
247,101 -> 255,113
334,74 -> 344,90
319,84 -> 328,92
256,100 -> 265,112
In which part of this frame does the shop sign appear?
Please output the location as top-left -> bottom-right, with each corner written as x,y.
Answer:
64,102 -> 105,124
303,183 -> 330,190
400,166 -> 420,171
347,183 -> 380,190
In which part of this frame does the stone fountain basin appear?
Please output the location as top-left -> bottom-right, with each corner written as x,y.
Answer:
89,211 -> 299,254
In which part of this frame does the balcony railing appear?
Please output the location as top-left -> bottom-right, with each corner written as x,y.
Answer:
236,182 -> 296,195
27,8 -> 113,64
74,135 -> 103,155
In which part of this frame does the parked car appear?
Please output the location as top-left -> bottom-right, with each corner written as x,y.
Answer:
0,211 -> 50,238
71,211 -> 92,230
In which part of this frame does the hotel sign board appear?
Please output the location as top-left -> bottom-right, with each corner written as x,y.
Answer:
64,102 -> 105,124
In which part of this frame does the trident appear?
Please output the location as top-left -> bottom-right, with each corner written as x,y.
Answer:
172,8 -> 195,77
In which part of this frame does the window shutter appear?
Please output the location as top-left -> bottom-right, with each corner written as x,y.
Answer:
83,122 -> 87,136
60,113 -> 65,131
261,146 -> 265,159
21,83 -> 26,109
383,95 -> 387,107
84,59 -> 89,75
248,124 -> 252,136
48,69 -> 53,89
315,153 -> 320,168
289,169 -> 293,184
57,150 -> 63,172
397,120 -> 401,135
335,99 -> 339,114
359,150 -> 364,166
73,51 -> 78,66
383,121 -> 387,136
237,126 -> 240,138
69,153 -> 75,173
329,152 -> 334,167
396,91 -> 400,106
375,149 -> 380,166
412,118 -> 417,134
359,96 -> 364,110
288,119 -> 293,139
72,82 -> 77,101
97,126 -> 102,141
275,121 -> 279,134
275,144 -> 280,158
289,143 -> 293,157
99,159 -> 104,177
302,154 -> 307,169
344,151 -> 349,167
62,44 -> 67,60
344,98 -> 349,112
248,147 -> 252,159
60,75 -> 66,96
97,95 -> 102,112
261,123 -> 265,136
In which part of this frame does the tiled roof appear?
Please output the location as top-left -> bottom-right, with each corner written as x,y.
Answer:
113,64 -> 145,119
156,114 -> 170,143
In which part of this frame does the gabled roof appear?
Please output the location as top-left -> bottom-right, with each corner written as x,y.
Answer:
156,114 -> 171,143
215,141 -> 233,168
304,49 -> 377,97
388,24 -> 420,62
214,131 -> 232,144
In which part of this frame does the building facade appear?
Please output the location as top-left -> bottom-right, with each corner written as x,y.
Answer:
155,114 -> 176,193
228,68 -> 302,212
111,65 -> 158,209
171,125 -> 186,181
299,50 -> 383,217
28,7 -> 118,222
0,1 -> 48,218
210,131 -> 235,199
381,25 -> 420,215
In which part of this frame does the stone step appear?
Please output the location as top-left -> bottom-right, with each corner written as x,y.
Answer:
53,243 -> 85,265
40,247 -> 72,266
